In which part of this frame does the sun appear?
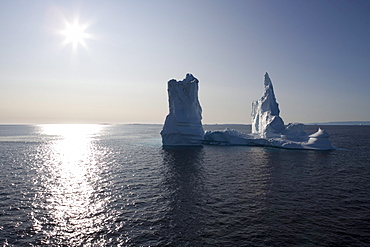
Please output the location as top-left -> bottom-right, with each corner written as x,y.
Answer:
61,19 -> 90,49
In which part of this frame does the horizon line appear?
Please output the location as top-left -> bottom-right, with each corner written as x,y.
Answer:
1,121 -> 370,126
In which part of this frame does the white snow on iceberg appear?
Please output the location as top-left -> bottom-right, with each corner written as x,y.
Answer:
160,74 -> 204,146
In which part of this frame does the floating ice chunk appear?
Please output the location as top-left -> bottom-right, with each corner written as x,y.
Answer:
160,73 -> 204,146
251,72 -> 285,138
308,128 -> 330,138
301,128 -> 334,150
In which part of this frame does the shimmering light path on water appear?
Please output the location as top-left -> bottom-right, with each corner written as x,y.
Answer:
0,124 -> 369,246
32,125 -> 109,245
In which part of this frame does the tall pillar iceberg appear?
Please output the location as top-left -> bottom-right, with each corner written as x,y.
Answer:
160,73 -> 204,146
251,72 -> 285,138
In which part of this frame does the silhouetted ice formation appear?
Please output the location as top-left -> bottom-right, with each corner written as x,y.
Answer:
160,74 -> 204,146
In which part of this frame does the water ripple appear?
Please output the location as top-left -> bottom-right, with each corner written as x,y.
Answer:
0,125 -> 370,246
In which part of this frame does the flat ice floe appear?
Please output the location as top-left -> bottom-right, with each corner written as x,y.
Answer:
203,126 -> 334,150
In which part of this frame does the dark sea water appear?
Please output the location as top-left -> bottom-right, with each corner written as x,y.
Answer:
0,124 -> 369,246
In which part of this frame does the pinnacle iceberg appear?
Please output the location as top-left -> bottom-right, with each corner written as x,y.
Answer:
251,72 -> 285,138
203,72 -> 334,150
160,73 -> 204,146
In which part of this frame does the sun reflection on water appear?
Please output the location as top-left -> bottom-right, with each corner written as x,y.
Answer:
32,124 -> 108,245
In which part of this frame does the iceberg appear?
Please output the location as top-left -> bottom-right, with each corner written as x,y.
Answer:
251,72 -> 285,138
204,73 -> 335,150
160,74 -> 204,146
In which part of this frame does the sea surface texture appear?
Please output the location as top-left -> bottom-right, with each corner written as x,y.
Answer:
0,124 -> 369,246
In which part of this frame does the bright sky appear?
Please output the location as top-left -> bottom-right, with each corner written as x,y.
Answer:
1,0 -> 369,124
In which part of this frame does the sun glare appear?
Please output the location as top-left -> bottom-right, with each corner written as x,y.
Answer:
61,19 -> 90,49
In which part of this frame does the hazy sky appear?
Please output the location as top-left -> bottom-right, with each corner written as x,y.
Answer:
1,0 -> 369,124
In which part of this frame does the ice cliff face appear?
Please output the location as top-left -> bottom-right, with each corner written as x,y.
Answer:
251,72 -> 285,138
160,74 -> 204,146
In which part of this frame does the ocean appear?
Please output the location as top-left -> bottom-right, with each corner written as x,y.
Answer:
0,124 -> 369,246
